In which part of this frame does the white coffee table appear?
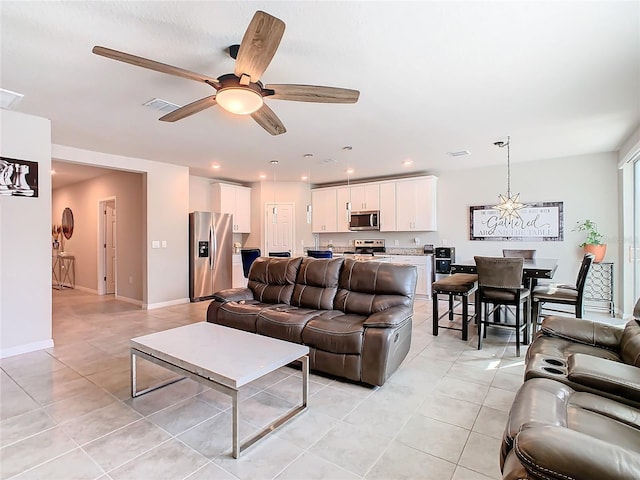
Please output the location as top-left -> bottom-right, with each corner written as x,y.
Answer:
130,322 -> 309,458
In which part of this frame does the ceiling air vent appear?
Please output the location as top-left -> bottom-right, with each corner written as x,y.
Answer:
142,98 -> 181,113
447,150 -> 470,157
0,88 -> 24,110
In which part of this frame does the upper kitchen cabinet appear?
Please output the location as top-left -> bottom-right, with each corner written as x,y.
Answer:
379,182 -> 397,232
311,188 -> 338,233
336,187 -> 352,232
395,176 -> 438,231
349,184 -> 379,211
211,183 -> 252,233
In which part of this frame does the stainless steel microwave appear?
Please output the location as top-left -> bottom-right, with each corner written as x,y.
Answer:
349,211 -> 380,231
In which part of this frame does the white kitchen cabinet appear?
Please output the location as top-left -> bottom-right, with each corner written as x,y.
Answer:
389,255 -> 432,297
395,176 -> 437,231
350,184 -> 380,211
211,183 -> 252,233
311,188 -> 338,232
379,182 -> 396,232
336,187 -> 351,232
232,253 -> 247,288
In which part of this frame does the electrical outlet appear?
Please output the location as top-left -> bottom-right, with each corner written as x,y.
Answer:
442,239 -> 448,246
301,240 -> 304,246
394,240 -> 399,246
151,240 -> 160,249
161,240 -> 167,248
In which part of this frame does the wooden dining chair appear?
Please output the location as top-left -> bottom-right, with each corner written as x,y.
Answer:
474,256 -> 530,357
531,253 -> 595,333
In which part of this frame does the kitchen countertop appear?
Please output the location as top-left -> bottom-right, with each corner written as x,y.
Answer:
307,246 -> 432,256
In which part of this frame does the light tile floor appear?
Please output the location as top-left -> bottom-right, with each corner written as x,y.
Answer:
1,289 -> 620,480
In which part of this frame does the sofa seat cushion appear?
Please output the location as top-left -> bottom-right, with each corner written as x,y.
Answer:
302,311 -> 367,354
256,306 -> 324,343
215,300 -> 284,333
526,335 -> 622,364
621,319 -> 640,367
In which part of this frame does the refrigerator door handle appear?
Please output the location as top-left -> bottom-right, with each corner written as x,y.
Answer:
209,224 -> 216,270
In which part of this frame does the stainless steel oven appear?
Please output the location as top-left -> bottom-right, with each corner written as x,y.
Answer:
349,211 -> 380,231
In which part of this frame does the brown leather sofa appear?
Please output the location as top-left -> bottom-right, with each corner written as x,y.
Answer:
501,300 -> 640,479
206,256 -> 417,386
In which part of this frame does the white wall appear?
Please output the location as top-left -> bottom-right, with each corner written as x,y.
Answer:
1,110 -> 53,357
52,145 -> 189,308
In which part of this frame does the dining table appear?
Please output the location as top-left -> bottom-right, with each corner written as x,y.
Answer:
450,258 -> 559,342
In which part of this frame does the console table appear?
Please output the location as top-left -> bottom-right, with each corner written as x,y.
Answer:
52,253 -> 75,289
584,262 -> 614,316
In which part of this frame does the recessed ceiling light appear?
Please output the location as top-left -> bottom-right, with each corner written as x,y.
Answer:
0,88 -> 24,110
259,173 -> 267,180
342,146 -> 353,151
303,153 -> 313,158
402,159 -> 414,166
211,163 -> 221,169
270,160 -> 279,165
301,175 -> 308,181
346,168 -> 354,175
322,158 -> 337,164
447,150 -> 470,157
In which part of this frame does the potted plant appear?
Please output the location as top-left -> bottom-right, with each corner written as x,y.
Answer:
573,219 -> 606,262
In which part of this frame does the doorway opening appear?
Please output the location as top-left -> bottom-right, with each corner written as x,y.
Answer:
98,197 -> 117,295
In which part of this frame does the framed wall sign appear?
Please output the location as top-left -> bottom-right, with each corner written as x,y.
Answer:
0,157 -> 39,198
470,201 -> 563,241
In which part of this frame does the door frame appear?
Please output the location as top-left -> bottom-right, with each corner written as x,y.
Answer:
97,196 -> 116,295
263,202 -> 295,256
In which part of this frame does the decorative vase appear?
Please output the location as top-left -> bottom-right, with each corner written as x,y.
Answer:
584,244 -> 607,263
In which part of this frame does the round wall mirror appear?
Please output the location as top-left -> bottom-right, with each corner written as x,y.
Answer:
61,207 -> 74,240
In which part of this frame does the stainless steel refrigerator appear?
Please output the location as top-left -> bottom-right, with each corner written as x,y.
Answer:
189,211 -> 233,302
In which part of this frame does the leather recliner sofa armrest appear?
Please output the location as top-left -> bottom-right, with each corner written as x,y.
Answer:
211,287 -> 255,303
363,306 -> 413,328
540,316 -> 623,350
567,353 -> 640,402
513,425 -> 640,480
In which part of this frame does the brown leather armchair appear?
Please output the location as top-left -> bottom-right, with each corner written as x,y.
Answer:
501,378 -> 640,480
524,298 -> 640,408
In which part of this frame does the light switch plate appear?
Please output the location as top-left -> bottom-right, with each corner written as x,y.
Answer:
152,240 -> 160,249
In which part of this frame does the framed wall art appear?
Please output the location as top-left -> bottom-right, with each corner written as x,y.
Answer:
0,157 -> 39,198
469,201 -> 563,241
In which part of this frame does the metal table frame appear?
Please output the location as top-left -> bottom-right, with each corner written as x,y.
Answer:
130,347 -> 308,458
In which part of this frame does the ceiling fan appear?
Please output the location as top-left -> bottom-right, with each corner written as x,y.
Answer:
92,10 -> 359,135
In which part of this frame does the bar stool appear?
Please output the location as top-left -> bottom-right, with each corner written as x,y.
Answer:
432,273 -> 478,341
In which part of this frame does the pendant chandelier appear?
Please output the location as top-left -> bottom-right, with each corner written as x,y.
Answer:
493,136 -> 526,220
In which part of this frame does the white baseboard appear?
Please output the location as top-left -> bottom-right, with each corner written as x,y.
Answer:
144,297 -> 190,310
74,285 -> 98,294
115,294 -> 143,306
1,339 -> 55,359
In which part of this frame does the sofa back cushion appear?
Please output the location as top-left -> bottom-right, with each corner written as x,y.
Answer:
248,256 -> 302,304
334,258 -> 417,315
291,257 -> 344,309
620,319 -> 640,367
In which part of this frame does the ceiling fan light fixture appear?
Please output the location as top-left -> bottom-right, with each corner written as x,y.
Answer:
216,87 -> 263,115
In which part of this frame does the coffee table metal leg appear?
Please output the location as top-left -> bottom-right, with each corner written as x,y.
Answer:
232,390 -> 240,459
130,349 -> 186,398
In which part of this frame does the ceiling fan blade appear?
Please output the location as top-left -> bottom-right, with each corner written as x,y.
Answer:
92,46 -> 220,87
265,84 -> 360,103
234,11 -> 285,83
159,96 -> 217,122
251,103 -> 286,135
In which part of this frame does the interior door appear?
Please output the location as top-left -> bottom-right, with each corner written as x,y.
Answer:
265,203 -> 294,255
105,201 -> 116,294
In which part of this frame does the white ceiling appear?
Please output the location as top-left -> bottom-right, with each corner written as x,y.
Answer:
2,1 -> 639,187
